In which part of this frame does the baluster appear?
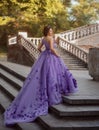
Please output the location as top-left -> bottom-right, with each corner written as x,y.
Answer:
65,41 -> 67,50
97,24 -> 99,32
69,33 -> 72,41
86,28 -> 88,36
78,31 -> 81,38
64,34 -> 67,39
79,50 -> 81,59
71,32 -> 74,40
67,42 -> 70,51
61,41 -> 63,47
62,40 -> 63,47
71,46 -> 73,53
89,27 -> 91,35
81,52 -> 84,60
77,49 -> 79,58
85,28 -> 88,36
76,31 -> 78,39
92,25 -> 95,34
87,27 -> 89,36
69,44 -> 71,52
63,41 -> 65,49
73,32 -> 75,40
77,30 -> 79,39
95,24 -> 98,33
68,34 -> 70,41
91,26 -> 94,34
74,47 -> 76,55
96,24 -> 98,33
74,47 -> 76,56
75,48 -> 77,56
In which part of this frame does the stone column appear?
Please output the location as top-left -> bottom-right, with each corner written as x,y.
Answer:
88,48 -> 99,81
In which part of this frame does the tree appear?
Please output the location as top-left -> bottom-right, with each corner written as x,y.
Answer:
0,0 -> 98,39
0,0 -> 69,39
69,0 -> 99,27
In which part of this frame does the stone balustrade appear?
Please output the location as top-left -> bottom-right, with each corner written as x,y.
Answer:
18,35 -> 40,60
60,23 -> 99,41
8,36 -> 17,45
8,24 -> 99,65
27,37 -> 41,48
59,37 -> 88,63
8,35 -> 89,64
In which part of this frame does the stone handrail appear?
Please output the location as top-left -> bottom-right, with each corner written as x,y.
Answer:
60,23 -> 99,41
17,35 -> 40,60
8,36 -> 17,45
27,37 -> 41,48
59,37 -> 88,63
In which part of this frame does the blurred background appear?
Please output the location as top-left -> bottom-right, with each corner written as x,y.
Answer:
0,0 -> 99,52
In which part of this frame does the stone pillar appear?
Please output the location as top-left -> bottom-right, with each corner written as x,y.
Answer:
88,48 -> 99,81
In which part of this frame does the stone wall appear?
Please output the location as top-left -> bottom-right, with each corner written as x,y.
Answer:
7,43 -> 34,66
88,48 -> 99,81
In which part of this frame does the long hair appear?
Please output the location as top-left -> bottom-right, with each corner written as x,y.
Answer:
43,25 -> 52,36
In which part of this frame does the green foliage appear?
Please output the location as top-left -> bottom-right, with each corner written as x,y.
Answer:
0,0 -> 99,46
69,0 -> 99,27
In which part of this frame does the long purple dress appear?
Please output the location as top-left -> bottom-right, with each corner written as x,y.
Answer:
4,38 -> 78,125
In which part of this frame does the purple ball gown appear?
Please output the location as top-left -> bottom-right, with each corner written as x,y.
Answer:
4,38 -> 78,125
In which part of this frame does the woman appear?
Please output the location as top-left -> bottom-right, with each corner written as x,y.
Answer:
4,25 -> 78,126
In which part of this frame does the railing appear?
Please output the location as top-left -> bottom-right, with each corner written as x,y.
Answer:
27,37 -> 41,48
8,36 -> 17,45
17,35 -> 40,61
59,37 -> 88,63
8,24 -> 99,64
60,23 -> 99,41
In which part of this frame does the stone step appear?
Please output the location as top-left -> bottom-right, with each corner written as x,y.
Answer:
60,54 -> 75,58
63,61 -> 85,65
57,47 -> 87,69
38,113 -> 99,130
64,63 -> 86,68
0,88 -> 12,112
64,64 -> 86,68
0,86 -> 46,130
66,67 -> 86,70
0,68 -> 23,90
64,66 -> 87,70
0,62 -> 25,81
50,103 -> 99,117
0,62 -> 96,107
1,75 -> 99,118
63,95 -> 99,105
68,68 -> 87,70
66,66 -> 87,69
0,78 -> 19,100
0,110 -> 18,130
0,62 -> 99,130
62,60 -> 85,63
17,122 -> 45,130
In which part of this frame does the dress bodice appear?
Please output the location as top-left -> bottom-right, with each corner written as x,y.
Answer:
42,38 -> 57,50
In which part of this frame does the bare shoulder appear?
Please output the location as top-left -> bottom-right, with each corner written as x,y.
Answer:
47,36 -> 53,43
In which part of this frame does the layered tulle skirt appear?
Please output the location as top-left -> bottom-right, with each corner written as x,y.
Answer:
4,50 -> 78,125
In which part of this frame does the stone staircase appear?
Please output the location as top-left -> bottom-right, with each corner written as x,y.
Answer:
56,47 -> 87,70
0,61 -> 99,130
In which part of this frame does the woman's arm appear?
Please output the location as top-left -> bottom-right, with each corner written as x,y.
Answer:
37,42 -> 43,52
55,37 -> 59,45
49,37 -> 60,57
